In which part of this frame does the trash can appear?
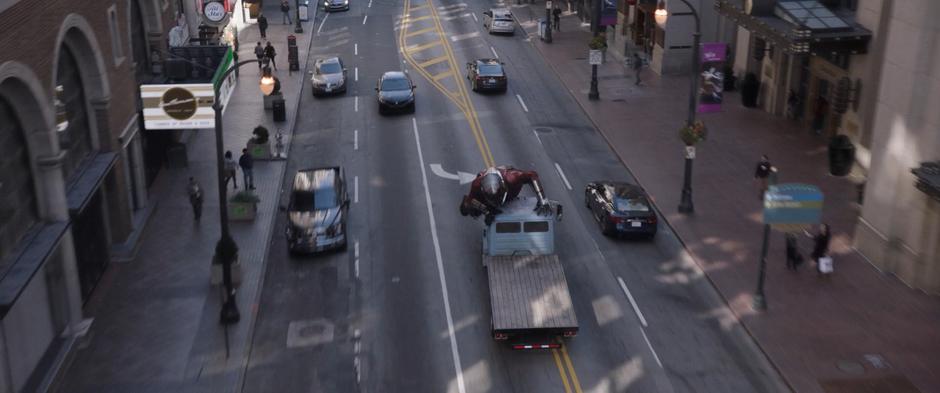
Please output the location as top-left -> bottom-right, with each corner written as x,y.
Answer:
538,19 -> 547,41
828,134 -> 855,176
299,1 -> 309,21
272,97 -> 286,122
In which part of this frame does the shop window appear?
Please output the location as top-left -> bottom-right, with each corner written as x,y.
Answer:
107,5 -> 125,65
0,98 -> 39,262
56,45 -> 94,182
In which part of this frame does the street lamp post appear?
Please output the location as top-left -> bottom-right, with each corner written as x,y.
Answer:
655,0 -> 700,214
753,168 -> 777,311
545,0 -> 553,43
588,0 -> 601,100
214,59 -> 277,325
295,0 -> 304,33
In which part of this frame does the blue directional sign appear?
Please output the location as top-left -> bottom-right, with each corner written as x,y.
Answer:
763,183 -> 824,225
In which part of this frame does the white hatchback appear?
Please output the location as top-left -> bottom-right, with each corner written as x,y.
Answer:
483,8 -> 515,35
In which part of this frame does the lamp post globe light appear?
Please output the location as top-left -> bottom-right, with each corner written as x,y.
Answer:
215,59 -> 278,325
655,0 -> 701,214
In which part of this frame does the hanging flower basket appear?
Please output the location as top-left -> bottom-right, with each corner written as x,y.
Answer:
679,121 -> 708,146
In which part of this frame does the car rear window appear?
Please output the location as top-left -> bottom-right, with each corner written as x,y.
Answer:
318,62 -> 341,74
478,64 -> 503,76
495,16 -> 513,22
381,77 -> 411,91
291,187 -> 338,211
524,221 -> 549,232
615,197 -> 650,213
495,222 -> 521,233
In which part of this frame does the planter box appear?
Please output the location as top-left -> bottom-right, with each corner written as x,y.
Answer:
229,201 -> 258,221
247,140 -> 271,160
211,259 -> 243,286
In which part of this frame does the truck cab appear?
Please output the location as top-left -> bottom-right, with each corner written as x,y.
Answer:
483,197 -> 555,257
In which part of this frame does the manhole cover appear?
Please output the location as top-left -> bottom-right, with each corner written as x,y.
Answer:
286,319 -> 335,348
836,360 -> 865,375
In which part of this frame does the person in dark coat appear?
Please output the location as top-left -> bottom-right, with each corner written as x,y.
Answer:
254,42 -> 265,70
239,148 -> 255,190
280,0 -> 292,24
258,13 -> 268,39
754,154 -> 772,199
806,223 -> 831,274
187,177 -> 203,221
633,53 -> 644,86
552,6 -> 561,31
264,41 -> 278,71
785,233 -> 803,271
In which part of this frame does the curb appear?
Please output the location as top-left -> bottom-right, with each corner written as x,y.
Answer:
526,25 -> 795,393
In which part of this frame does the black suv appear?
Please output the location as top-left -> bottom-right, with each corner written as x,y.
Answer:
286,167 -> 349,254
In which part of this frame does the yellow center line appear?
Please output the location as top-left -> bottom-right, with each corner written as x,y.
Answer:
552,349 -> 574,393
431,70 -> 454,81
405,26 -> 438,37
404,14 -> 432,23
560,344 -> 584,393
405,40 -> 443,53
409,3 -> 429,10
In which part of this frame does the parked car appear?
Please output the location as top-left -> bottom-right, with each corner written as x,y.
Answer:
311,57 -> 347,96
375,71 -> 416,114
466,58 -> 508,93
584,181 -> 657,238
324,0 -> 350,12
483,8 -> 515,34
286,167 -> 350,254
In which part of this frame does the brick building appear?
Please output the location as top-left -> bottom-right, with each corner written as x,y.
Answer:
0,0 -> 177,391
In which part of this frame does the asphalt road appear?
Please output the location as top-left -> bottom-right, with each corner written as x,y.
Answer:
241,0 -> 787,392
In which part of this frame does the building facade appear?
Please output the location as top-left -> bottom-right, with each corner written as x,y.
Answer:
853,0 -> 940,293
0,0 -> 175,391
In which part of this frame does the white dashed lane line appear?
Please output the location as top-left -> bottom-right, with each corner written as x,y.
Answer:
354,43 -> 358,55
640,328 -> 663,368
354,129 -> 359,150
490,46 -> 499,58
355,67 -> 358,81
354,176 -> 359,203
354,96 -> 359,112
554,163 -> 572,190
471,13 -> 478,22
515,94 -> 528,112
362,15 -> 368,24
618,277 -> 648,327
317,12 -> 329,35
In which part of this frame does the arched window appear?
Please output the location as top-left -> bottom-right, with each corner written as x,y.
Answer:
0,97 -> 38,260
56,44 -> 94,181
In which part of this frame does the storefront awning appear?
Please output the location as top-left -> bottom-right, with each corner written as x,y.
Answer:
0,221 -> 69,318
715,0 -> 871,55
912,162 -> 940,202
67,152 -> 118,214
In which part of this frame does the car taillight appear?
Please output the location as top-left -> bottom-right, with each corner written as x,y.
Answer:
512,343 -> 560,350
647,216 -> 657,224
563,330 -> 577,337
608,215 -> 622,224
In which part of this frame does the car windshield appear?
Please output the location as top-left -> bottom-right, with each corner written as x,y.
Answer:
478,64 -> 503,76
292,188 -> 338,211
495,16 -> 513,22
319,62 -> 342,74
614,197 -> 650,213
381,77 -> 411,91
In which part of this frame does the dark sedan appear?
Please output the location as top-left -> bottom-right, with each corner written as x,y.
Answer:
286,167 -> 349,254
585,181 -> 657,238
376,71 -> 416,114
466,59 -> 507,93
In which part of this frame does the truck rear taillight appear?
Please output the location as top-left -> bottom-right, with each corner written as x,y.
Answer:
493,332 -> 509,340
563,330 -> 577,337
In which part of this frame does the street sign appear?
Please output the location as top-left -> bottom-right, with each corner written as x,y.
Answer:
685,146 -> 695,159
763,183 -> 823,228
589,50 -> 602,65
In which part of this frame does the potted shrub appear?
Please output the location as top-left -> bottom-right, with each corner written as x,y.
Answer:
211,236 -> 242,285
741,72 -> 760,108
679,121 -> 708,146
247,125 -> 272,159
229,190 -> 260,221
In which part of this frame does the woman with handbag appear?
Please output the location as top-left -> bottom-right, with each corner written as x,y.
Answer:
805,223 -> 832,277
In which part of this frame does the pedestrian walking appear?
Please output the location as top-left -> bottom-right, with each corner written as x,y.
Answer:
239,148 -> 255,190
257,12 -> 268,38
187,177 -> 204,221
785,232 -> 803,271
224,150 -> 239,189
754,154 -> 773,199
632,53 -> 644,86
264,41 -> 277,71
280,0 -> 292,24
552,6 -> 561,31
254,42 -> 265,70
805,223 -> 832,277
812,96 -> 829,135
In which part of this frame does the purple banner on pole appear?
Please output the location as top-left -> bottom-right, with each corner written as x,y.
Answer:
698,43 -> 726,113
600,0 -> 617,26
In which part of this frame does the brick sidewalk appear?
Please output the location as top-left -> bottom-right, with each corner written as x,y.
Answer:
48,3 -> 315,392
518,6 -> 940,393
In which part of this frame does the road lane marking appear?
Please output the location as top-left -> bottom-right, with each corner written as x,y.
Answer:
354,67 -> 358,81
354,241 -> 359,278
533,129 -> 543,146
368,0 -> 372,6
354,176 -> 359,203
412,118 -> 467,393
354,96 -> 359,112
554,163 -> 573,190
354,43 -> 358,55
404,14 -> 432,23
449,31 -> 480,42
362,15 -> 368,24
560,344 -> 584,393
418,55 -> 449,68
354,129 -> 359,150
617,277 -> 648,327
431,70 -> 454,81
515,94 -> 529,112
405,40 -> 443,53
640,328 -> 664,368
317,12 -> 329,35
490,46 -> 499,58
355,240 -> 359,258
406,26 -> 437,37
471,12 -> 478,22
551,350 -> 574,393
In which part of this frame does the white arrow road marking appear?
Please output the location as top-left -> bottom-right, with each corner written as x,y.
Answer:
430,164 -> 476,184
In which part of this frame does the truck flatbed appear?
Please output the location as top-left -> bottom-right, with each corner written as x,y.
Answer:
485,254 -> 578,334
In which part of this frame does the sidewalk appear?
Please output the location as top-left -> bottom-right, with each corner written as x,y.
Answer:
49,4 -> 314,393
518,6 -> 940,393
